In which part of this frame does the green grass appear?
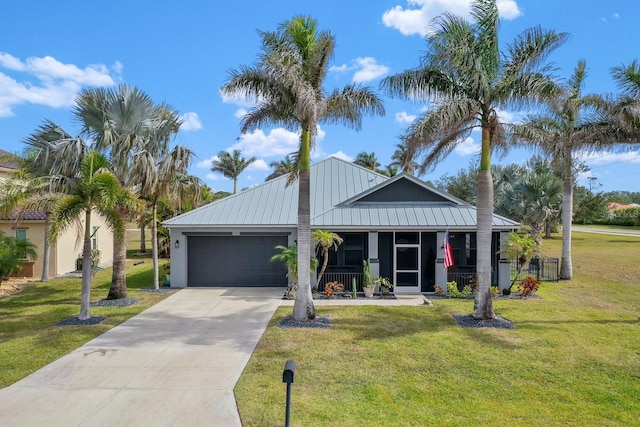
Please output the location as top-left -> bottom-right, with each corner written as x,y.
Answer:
0,245 -> 169,388
235,232 -> 640,426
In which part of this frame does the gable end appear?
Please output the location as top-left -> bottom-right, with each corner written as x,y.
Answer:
357,178 -> 451,203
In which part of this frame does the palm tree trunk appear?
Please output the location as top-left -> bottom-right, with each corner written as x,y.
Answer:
293,129 -> 315,321
315,247 -> 329,290
472,128 -> 495,320
233,178 -> 238,194
152,202 -> 160,289
107,232 -> 128,299
79,210 -> 93,320
560,161 -> 573,279
40,213 -> 51,282
140,221 -> 146,253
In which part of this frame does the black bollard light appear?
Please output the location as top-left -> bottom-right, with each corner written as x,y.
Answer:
283,359 -> 296,427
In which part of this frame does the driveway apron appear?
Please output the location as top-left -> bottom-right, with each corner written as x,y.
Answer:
0,288 -> 283,427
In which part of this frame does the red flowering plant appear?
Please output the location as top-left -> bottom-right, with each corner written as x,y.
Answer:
517,276 -> 540,298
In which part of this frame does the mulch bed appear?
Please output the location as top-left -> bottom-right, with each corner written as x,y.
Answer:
90,298 -> 140,307
55,316 -> 107,326
278,315 -> 331,329
452,314 -> 516,329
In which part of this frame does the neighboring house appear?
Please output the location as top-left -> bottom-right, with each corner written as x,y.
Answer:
607,202 -> 640,212
164,157 -> 519,293
0,149 -> 114,278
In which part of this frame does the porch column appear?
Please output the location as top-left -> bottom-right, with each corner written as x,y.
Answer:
368,231 -> 379,277
498,231 -> 512,292
435,231 -> 447,292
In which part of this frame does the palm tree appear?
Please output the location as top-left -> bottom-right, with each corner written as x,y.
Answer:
389,142 -> 419,175
270,243 -> 319,286
499,169 -> 562,245
380,164 -> 399,177
610,61 -> 640,154
75,85 -> 176,300
353,152 -> 380,171
132,145 -> 201,289
210,149 -> 256,193
49,151 -> 134,320
0,160 -> 58,282
14,120 -> 92,282
513,60 -> 612,279
265,155 -> 296,181
221,15 -> 384,321
312,230 -> 343,290
381,0 -> 567,319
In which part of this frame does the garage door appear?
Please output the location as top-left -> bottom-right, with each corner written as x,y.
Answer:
187,235 -> 288,286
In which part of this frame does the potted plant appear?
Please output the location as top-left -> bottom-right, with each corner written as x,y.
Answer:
362,259 -> 374,297
375,276 -> 393,295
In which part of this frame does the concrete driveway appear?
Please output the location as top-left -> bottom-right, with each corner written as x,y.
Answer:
0,288 -> 283,427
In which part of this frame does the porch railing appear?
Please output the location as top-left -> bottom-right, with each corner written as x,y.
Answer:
317,273 -> 364,292
510,257 -> 559,282
446,272 -> 478,290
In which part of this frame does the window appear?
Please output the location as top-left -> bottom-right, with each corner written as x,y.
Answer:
15,229 -> 27,242
14,229 -> 27,259
91,226 -> 98,250
343,234 -> 364,267
395,232 -> 419,244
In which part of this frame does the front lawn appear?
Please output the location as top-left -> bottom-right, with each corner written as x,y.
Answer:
0,254 -> 170,388
235,232 -> 640,426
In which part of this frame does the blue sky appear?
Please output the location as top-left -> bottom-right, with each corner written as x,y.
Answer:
2,0 -> 639,193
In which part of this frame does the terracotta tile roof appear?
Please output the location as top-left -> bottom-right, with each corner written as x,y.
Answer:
0,149 -> 19,170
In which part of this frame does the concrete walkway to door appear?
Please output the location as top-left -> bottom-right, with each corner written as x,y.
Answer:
0,288 -> 283,427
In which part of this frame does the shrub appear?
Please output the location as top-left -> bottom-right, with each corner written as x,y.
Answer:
324,281 -> 344,297
447,281 -> 473,298
518,276 -> 540,298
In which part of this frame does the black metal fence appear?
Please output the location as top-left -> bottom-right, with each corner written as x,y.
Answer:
511,257 -> 560,282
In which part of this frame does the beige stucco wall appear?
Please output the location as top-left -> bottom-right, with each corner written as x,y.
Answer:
0,211 -> 114,279
55,212 -> 114,274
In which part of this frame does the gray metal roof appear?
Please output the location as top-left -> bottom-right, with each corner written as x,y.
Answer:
164,156 -> 519,230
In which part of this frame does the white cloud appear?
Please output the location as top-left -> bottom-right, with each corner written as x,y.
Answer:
328,150 -> 354,162
352,57 -> 390,83
382,0 -> 522,37
395,111 -> 417,124
179,112 -> 202,131
577,150 -> 640,165
197,155 -> 219,169
453,136 -> 480,155
247,159 -> 269,171
0,52 -> 119,117
234,108 -> 247,119
329,64 -> 349,73
330,57 -> 389,83
231,125 -> 326,158
613,12 -> 620,19
205,173 -> 220,181
495,108 -> 527,125
231,128 -> 300,157
496,0 -> 522,20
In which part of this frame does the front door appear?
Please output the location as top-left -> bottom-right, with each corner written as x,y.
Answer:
394,244 -> 420,293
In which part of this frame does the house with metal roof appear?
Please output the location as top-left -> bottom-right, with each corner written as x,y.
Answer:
164,157 -> 519,293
